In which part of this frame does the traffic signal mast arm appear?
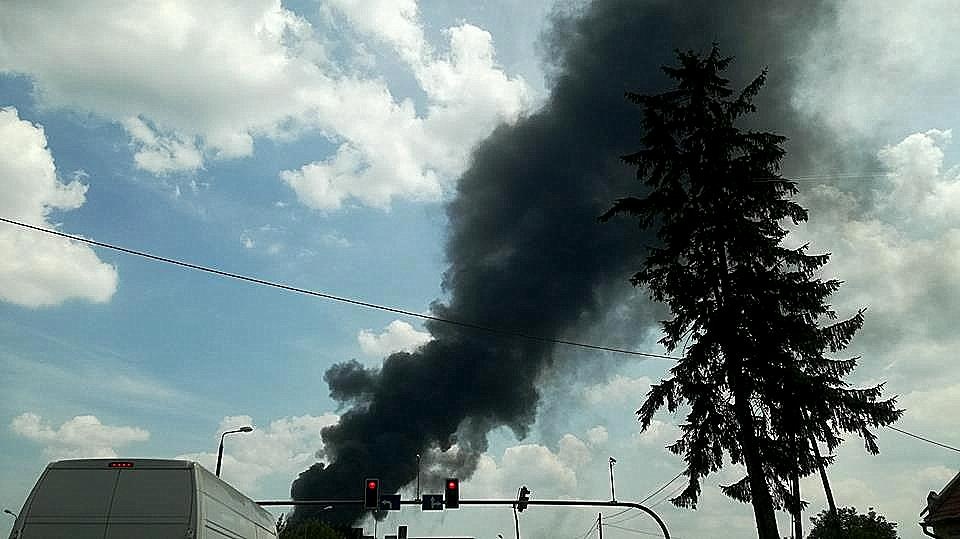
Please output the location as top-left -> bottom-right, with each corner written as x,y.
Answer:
255,498 -> 670,539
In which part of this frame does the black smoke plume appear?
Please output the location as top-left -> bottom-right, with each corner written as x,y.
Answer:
291,0 -> 850,526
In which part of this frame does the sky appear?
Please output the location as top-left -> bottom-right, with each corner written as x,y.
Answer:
1,1 -> 959,538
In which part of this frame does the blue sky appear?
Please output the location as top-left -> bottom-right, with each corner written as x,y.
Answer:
2,1 -> 960,538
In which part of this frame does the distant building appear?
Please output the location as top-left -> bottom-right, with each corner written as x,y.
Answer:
922,470 -> 960,538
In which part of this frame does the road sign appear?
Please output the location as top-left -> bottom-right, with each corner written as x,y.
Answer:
380,494 -> 401,510
421,494 -> 444,511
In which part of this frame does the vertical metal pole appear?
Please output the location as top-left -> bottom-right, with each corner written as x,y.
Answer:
216,433 -> 226,477
598,513 -> 603,539
416,454 -> 421,501
608,458 -> 616,501
513,506 -> 520,539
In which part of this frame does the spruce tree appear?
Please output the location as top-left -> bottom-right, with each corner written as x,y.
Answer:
600,45 -> 901,539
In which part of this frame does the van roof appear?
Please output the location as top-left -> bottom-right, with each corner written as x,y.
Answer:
48,458 -> 194,469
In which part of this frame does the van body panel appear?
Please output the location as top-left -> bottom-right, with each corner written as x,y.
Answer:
10,459 -> 276,539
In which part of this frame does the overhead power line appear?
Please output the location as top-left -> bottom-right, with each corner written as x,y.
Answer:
751,172 -> 890,183
576,519 -> 599,539
6,218 -> 960,458
888,425 -> 960,454
649,485 -> 685,509
603,523 -> 665,537
637,471 -> 685,506
0,216 -> 677,360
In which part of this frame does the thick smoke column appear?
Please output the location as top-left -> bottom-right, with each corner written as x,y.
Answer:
292,0 -> 841,525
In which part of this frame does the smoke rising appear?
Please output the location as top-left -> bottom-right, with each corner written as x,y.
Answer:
291,0 -> 852,525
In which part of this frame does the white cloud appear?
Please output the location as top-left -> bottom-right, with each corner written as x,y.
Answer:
900,383 -> 960,428
122,117 -> 204,174
0,1 -> 317,173
795,0 -> 960,136
466,442 -> 579,499
280,16 -> 531,210
177,413 -> 339,494
877,129 -> 960,223
789,130 -> 960,389
557,434 -> 591,468
0,107 -> 118,307
586,426 -> 608,446
11,413 -> 149,459
0,1 -> 532,209
357,320 -> 432,357
631,419 -> 680,448
582,374 -> 651,406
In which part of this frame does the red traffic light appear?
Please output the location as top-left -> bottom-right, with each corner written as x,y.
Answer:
444,477 -> 460,509
364,478 -> 380,510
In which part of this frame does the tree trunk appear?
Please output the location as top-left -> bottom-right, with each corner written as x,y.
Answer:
810,437 -> 837,515
716,240 -> 779,539
733,388 -> 781,539
792,474 -> 802,539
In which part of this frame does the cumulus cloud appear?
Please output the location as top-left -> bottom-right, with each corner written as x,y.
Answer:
463,427 -> 614,502
0,0 -> 531,209
899,383 -> 960,428
631,419 -> 681,448
11,413 -> 149,459
586,426 -> 608,446
467,442 -> 580,499
582,374 -> 651,406
876,129 -> 960,222
280,11 -> 531,210
177,413 -> 339,494
790,131 -> 960,385
0,107 -> 118,307
795,0 -> 960,137
357,320 -> 432,357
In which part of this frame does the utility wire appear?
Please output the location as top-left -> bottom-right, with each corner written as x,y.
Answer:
0,216 -> 678,360
7,218 -> 960,458
888,425 -> 960,454
602,507 -> 632,521
603,523 -> 664,537
638,471 -> 685,505
751,172 -> 890,182
602,470 -> 686,526
649,485 -> 685,509
604,510 -> 646,527
576,518 -> 599,539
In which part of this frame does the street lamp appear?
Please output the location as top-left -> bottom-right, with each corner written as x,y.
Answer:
3,509 -> 16,518
216,425 -> 253,477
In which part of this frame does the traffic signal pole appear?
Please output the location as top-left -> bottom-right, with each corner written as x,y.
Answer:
256,498 -> 671,539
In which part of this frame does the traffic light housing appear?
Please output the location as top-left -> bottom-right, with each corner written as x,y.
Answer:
364,478 -> 380,510
517,486 -> 530,512
444,478 -> 459,509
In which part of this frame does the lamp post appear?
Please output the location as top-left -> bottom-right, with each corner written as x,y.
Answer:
216,425 -> 253,477
3,509 -> 16,519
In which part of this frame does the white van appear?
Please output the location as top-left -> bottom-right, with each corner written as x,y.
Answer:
8,458 -> 278,539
